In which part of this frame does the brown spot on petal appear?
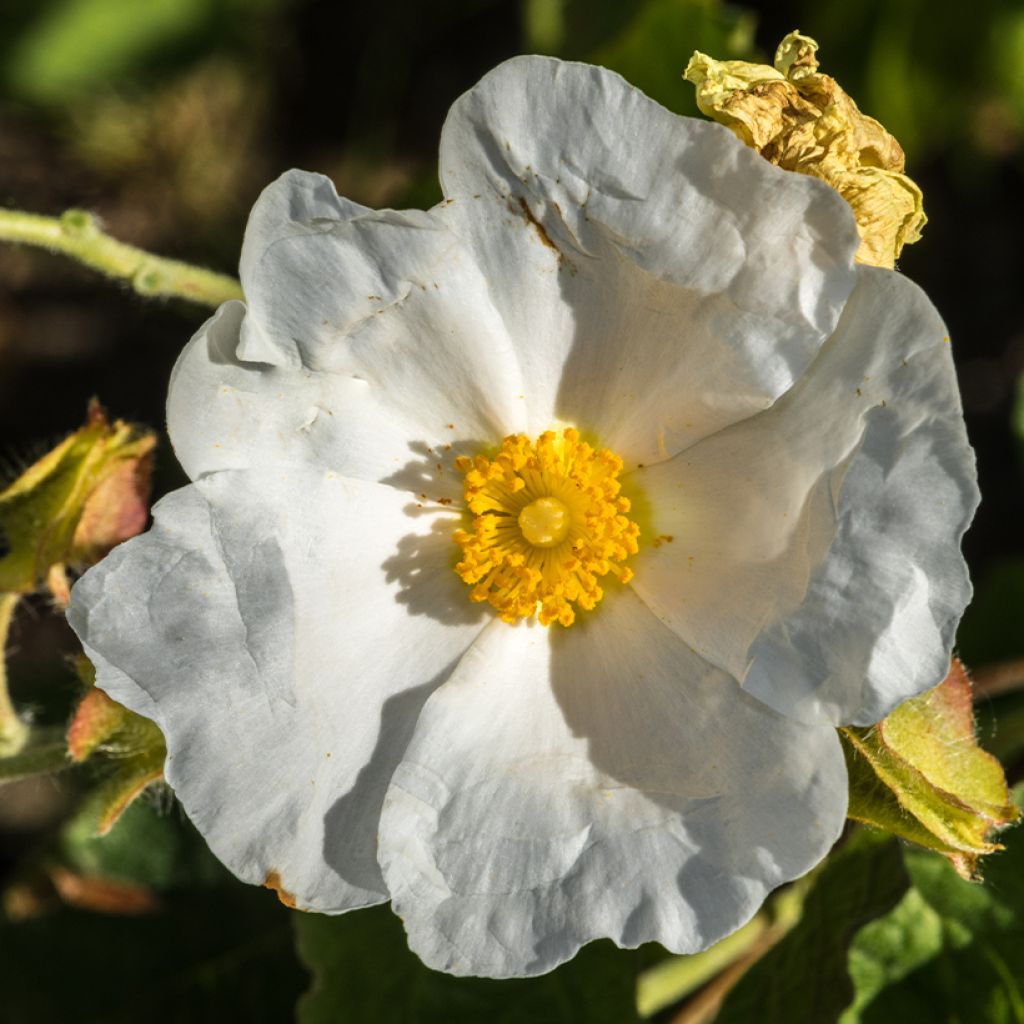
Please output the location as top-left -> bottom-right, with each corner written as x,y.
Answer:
264,871 -> 297,908
516,196 -> 565,264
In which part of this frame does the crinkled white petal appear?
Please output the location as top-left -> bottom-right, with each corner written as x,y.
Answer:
437,55 -> 859,465
68,467 -> 487,910
377,588 -> 847,978
631,267 -> 978,726
170,171 -> 529,488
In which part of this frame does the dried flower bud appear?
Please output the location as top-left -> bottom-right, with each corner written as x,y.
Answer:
685,30 -> 926,268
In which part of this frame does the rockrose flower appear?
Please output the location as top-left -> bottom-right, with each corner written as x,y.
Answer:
68,56 -> 978,977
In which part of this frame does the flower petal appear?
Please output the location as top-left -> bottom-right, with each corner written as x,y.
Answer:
438,55 -> 859,464
68,467 -> 487,911
169,171 -> 528,487
631,267 -> 978,726
377,588 -> 847,977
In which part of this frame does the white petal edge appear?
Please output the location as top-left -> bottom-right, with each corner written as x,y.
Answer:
630,266 -> 979,726
68,467 -> 488,910
171,172 -> 531,487
437,55 -> 859,465
377,587 -> 847,977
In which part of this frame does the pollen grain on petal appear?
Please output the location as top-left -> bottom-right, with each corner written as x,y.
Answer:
453,429 -> 640,627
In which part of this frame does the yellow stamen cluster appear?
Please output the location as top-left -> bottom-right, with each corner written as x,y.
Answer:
453,429 -> 640,627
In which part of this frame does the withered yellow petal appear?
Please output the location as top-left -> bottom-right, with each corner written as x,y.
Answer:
685,30 -> 926,268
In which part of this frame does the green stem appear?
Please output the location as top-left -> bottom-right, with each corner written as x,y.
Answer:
0,207 -> 243,308
0,593 -> 28,757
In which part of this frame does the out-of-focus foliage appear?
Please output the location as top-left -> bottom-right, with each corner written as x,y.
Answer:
296,908 -> 639,1024
790,0 -> 1024,161
2,0 -> 284,105
714,788 -> 1024,1023
0,802 -> 305,1023
712,831 -> 909,1024
585,0 -> 756,118
842,786 -> 1024,1022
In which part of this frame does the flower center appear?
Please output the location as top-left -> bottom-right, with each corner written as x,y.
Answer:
453,428 -> 640,627
518,497 -> 571,547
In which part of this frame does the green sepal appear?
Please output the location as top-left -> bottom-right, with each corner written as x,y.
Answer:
0,400 -> 154,595
840,659 -> 1020,879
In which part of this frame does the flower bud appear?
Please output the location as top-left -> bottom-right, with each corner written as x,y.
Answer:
0,400 -> 155,600
841,659 -> 1020,880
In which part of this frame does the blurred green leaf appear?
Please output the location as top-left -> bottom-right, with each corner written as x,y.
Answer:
0,802 -> 304,1024
295,903 -> 639,1024
843,786 -> 1024,1023
588,0 -> 757,116
522,0 -> 566,53
795,0 -> 1024,161
840,888 -> 945,1023
992,8 -> 1024,125
713,830 -> 909,1024
5,0 -> 210,104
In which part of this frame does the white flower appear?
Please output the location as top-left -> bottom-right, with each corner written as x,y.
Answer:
67,56 -> 977,978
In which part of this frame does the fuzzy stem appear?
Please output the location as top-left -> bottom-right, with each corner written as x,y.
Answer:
0,593 -> 28,757
0,208 -> 243,308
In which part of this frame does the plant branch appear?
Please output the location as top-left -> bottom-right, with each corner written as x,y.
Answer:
0,207 -> 243,308
972,658 -> 1024,700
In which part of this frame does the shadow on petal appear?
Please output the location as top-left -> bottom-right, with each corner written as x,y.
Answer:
322,660 -> 461,895
378,438 -> 483,504
379,440 -> 492,629
544,588 -> 841,943
382,516 -> 489,628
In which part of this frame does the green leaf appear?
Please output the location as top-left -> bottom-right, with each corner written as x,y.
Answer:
841,888 -> 945,1022
844,786 -> 1024,1023
713,830 -> 909,1024
295,903 -> 639,1024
